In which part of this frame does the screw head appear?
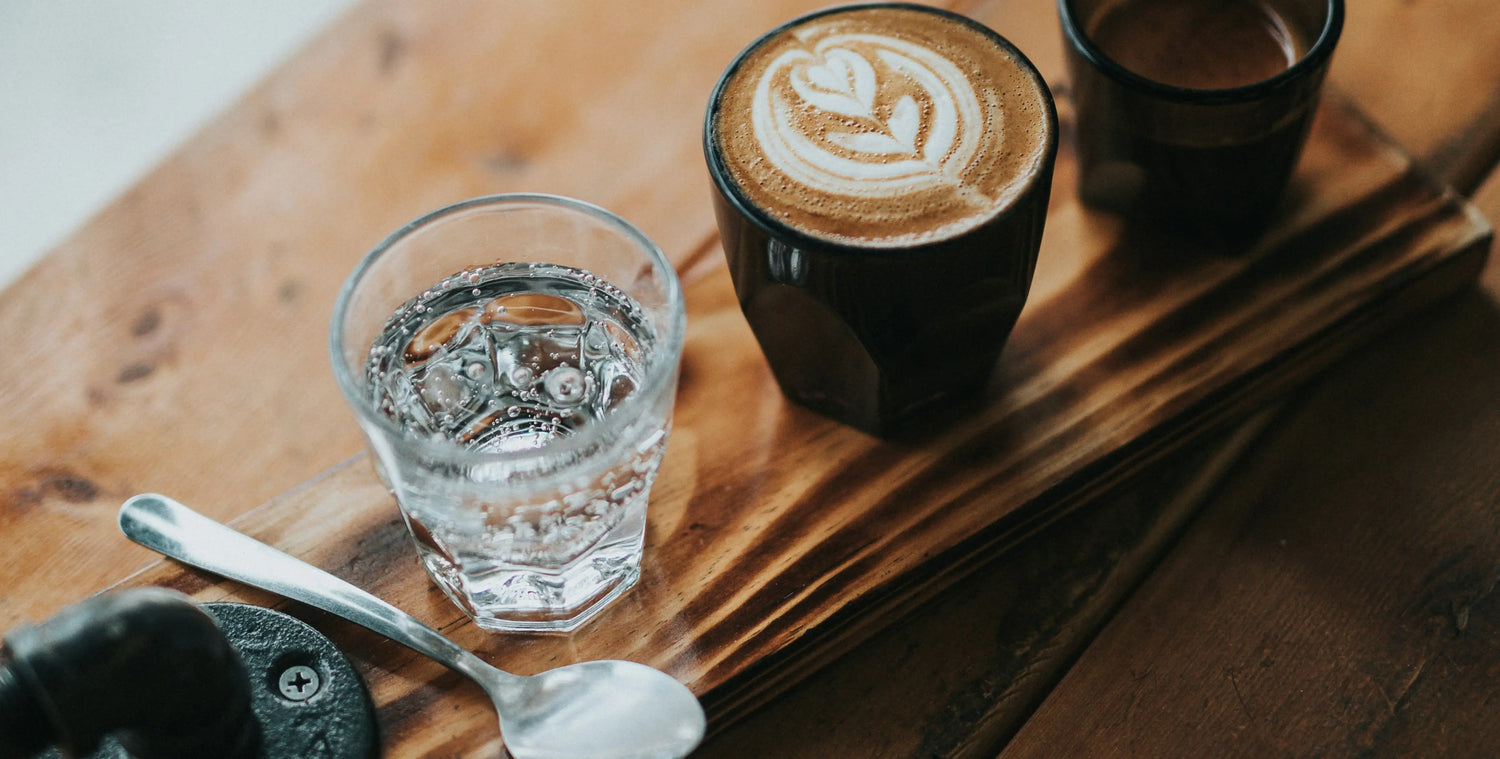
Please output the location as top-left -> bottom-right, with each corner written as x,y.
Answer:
278,664 -> 321,701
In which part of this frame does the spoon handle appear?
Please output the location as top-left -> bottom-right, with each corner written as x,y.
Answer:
119,493 -> 494,684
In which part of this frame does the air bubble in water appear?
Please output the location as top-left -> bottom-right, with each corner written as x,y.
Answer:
544,366 -> 587,406
417,363 -> 470,415
583,322 -> 611,357
365,261 -> 655,457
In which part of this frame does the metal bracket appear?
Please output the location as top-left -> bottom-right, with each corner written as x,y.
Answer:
40,602 -> 379,759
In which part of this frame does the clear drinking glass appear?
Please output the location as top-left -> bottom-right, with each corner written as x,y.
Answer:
330,194 -> 686,633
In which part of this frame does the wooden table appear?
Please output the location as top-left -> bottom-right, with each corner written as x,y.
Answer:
3,1 -> 1498,756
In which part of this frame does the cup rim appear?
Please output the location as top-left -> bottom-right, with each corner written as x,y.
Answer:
328,193 -> 687,466
1057,0 -> 1345,105
702,2 -> 1060,255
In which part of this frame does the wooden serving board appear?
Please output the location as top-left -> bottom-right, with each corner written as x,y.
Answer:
110,82 -> 1491,756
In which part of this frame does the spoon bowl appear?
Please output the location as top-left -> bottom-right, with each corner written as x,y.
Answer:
119,493 -> 705,759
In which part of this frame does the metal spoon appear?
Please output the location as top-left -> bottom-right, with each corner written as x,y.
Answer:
118,493 -> 706,759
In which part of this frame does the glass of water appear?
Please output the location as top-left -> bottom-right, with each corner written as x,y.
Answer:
330,194 -> 686,633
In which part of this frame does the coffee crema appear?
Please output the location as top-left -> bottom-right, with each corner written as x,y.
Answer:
711,6 -> 1053,247
1087,0 -> 1306,91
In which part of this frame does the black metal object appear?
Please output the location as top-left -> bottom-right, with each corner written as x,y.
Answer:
199,602 -> 379,759
0,588 -> 258,759
0,589 -> 378,759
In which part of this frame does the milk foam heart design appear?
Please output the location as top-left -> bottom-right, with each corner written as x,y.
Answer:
826,94 -> 920,155
711,5 -> 1054,247
794,48 -> 877,119
751,32 -> 992,200
792,48 -> 921,155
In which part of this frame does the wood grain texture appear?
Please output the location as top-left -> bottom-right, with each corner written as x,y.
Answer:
698,412 -> 1276,759
979,2 -> 1500,756
995,123 -> 1500,759
1000,286 -> 1500,757
105,92 -> 1488,756
0,0 -> 1497,756
1327,0 -> 1500,194
701,172 -> 1500,759
0,0 -> 869,629
0,0 -> 1488,630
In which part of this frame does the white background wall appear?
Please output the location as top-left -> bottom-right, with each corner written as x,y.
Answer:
0,0 -> 356,289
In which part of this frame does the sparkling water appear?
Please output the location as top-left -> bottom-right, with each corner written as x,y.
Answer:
363,262 -> 668,628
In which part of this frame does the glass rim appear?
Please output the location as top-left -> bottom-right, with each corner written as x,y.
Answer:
1057,0 -> 1345,105
328,193 -> 687,466
702,2 -> 1060,255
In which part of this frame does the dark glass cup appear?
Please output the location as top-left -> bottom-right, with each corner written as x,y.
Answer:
1059,0 -> 1344,234
703,4 -> 1059,436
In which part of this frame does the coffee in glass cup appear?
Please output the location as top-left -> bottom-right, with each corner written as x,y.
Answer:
1059,0 -> 1344,234
704,3 -> 1058,435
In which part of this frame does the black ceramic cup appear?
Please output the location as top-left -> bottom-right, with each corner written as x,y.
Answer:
703,4 -> 1059,436
1059,0 -> 1343,234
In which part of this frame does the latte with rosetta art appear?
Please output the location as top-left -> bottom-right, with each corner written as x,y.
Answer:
712,6 -> 1052,247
